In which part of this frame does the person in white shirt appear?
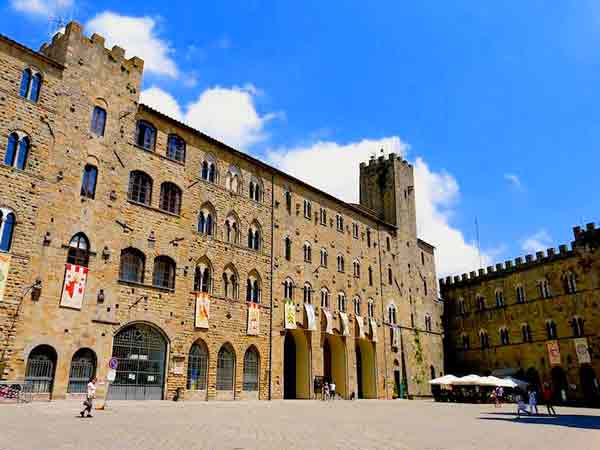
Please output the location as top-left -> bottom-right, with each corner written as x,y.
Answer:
330,382 -> 336,400
80,377 -> 97,418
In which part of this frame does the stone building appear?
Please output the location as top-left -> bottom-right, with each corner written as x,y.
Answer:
0,22 -> 443,401
441,224 -> 600,406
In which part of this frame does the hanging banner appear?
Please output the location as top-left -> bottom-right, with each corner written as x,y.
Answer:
391,326 -> 400,349
574,338 -> 591,364
247,303 -> 260,335
547,340 -> 561,366
59,264 -> 88,310
284,301 -> 296,329
370,318 -> 378,342
0,253 -> 11,304
194,292 -> 210,328
355,315 -> 365,339
339,312 -> 350,336
323,309 -> 333,334
304,303 -> 316,331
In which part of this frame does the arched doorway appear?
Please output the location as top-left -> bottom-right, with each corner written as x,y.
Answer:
186,340 -> 208,399
243,346 -> 260,399
283,330 -> 310,399
68,348 -> 97,394
323,335 -> 347,399
110,323 -> 167,400
355,340 -> 376,399
551,367 -> 568,404
580,365 -> 599,406
525,367 -> 540,388
25,345 -> 57,395
216,344 -> 236,400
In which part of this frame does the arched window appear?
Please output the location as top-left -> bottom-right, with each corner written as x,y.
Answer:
284,189 -> 292,214
303,199 -> 312,219
135,120 -> 156,150
223,265 -> 238,299
194,260 -> 212,293
25,345 -> 56,393
246,272 -> 261,303
516,285 -> 526,303
303,242 -> 312,263
388,266 -> 393,285
499,327 -> 509,345
128,171 -> 153,205
320,248 -> 328,267
430,365 -> 436,380
337,255 -> 345,273
521,323 -> 532,343
249,177 -> 262,202
159,182 -> 182,214
337,292 -> 347,312
4,132 -> 30,170
368,266 -> 373,286
201,154 -> 217,182
479,330 -> 489,349
571,316 -> 584,337
425,314 -> 432,332
67,233 -> 90,267
423,278 -> 428,296
80,164 -> 98,199
226,166 -> 241,193
367,299 -> 375,318
153,256 -> 176,289
187,342 -> 208,390
284,278 -> 294,300
538,279 -> 551,299
476,295 -> 485,311
386,236 -> 391,251
303,282 -> 312,304
68,348 -> 96,393
321,287 -> 330,309
224,213 -> 240,244
248,222 -> 261,251
366,229 -> 372,247
167,134 -> 186,162
119,248 -> 146,283
0,208 -> 16,252
546,320 -> 558,339
336,213 -> 344,232
564,271 -> 577,294
216,345 -> 235,391
90,106 -> 107,136
19,68 -> 42,102
353,296 -> 361,316
284,236 -> 292,261
243,347 -> 259,391
387,303 -> 397,324
197,205 -> 215,236
353,260 -> 360,278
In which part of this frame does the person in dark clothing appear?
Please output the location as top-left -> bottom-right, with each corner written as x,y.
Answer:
542,382 -> 557,416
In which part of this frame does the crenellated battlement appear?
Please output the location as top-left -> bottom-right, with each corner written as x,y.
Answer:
359,152 -> 412,170
39,21 -> 144,77
439,221 -> 600,288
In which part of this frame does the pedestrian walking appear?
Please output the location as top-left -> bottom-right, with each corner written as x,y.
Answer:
496,386 -> 504,407
542,383 -> 557,416
323,381 -> 330,401
515,392 -> 530,417
528,387 -> 538,415
80,376 -> 97,418
330,382 -> 336,400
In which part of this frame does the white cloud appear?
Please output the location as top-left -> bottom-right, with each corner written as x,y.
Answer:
86,12 -> 178,78
265,139 -> 494,277
521,229 -> 552,254
504,173 -> 522,189
140,85 -> 278,149
10,0 -> 72,16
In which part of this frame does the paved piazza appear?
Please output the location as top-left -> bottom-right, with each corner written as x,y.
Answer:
0,400 -> 598,450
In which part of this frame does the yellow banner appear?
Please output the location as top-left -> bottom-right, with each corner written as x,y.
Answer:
574,338 -> 591,364
547,340 -> 561,366
195,292 -> 210,328
0,253 -> 10,304
247,303 -> 260,335
284,301 -> 296,329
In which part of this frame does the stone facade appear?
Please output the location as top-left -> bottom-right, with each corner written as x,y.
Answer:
0,22 -> 442,401
441,224 -> 600,406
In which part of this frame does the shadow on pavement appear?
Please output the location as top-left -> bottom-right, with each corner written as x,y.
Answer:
479,412 -> 600,430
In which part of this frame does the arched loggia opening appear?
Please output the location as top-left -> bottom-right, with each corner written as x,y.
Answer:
323,335 -> 347,399
283,330 -> 310,399
580,365 -> 600,407
355,339 -> 377,399
551,367 -> 568,404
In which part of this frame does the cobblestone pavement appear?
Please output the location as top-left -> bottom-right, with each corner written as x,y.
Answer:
0,399 -> 599,450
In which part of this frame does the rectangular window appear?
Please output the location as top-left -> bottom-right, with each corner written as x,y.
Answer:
303,200 -> 312,219
90,106 -> 107,136
80,165 -> 98,199
336,214 -> 344,232
352,223 -> 359,239
319,207 -> 327,225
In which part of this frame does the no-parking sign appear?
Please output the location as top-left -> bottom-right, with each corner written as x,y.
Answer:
109,357 -> 119,370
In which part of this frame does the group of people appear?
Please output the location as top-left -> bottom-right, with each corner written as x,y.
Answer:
321,380 -> 337,400
515,383 -> 557,417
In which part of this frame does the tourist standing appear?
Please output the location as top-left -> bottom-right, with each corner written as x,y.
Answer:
542,383 -> 557,416
528,387 -> 538,415
323,381 -> 330,401
330,381 -> 336,400
80,377 -> 97,418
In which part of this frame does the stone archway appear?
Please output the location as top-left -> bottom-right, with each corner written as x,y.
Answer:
356,340 -> 377,399
284,330 -> 310,399
323,335 -> 347,399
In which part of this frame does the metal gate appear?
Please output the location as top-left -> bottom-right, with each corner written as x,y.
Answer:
109,324 -> 167,400
24,358 -> 54,394
68,351 -> 96,394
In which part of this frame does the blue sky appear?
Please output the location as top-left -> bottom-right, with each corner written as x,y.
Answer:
3,1 -> 598,277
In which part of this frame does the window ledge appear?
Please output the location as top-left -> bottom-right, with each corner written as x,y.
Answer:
117,278 -> 175,293
127,199 -> 181,218
131,143 -> 186,166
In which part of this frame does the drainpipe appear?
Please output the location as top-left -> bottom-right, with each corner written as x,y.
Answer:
268,172 -> 275,400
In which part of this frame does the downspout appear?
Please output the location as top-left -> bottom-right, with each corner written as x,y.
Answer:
268,172 -> 275,400
376,223 -> 389,399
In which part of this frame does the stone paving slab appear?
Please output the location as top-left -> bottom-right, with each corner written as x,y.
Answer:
0,400 -> 598,450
